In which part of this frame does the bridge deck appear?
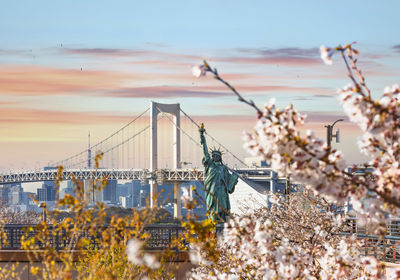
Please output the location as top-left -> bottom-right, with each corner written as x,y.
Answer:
0,168 -> 278,184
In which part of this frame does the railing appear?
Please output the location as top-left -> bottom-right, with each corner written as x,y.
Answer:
343,218 -> 400,236
1,221 -> 400,263
0,224 -> 184,251
341,218 -> 400,262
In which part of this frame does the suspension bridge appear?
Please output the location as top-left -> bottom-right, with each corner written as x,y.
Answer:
0,101 -> 280,218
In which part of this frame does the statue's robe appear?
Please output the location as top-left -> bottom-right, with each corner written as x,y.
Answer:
203,156 -> 238,222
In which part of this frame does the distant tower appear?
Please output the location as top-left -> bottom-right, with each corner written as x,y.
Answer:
88,131 -> 92,169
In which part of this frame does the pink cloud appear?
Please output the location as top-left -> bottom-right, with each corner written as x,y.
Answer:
59,47 -> 201,61
60,47 -> 322,67
197,84 -> 334,95
0,107 -> 137,125
60,48 -> 148,57
218,56 -> 320,66
302,111 -> 349,123
0,65 -> 132,96
107,86 -> 230,98
214,47 -> 321,66
2,63 -> 309,98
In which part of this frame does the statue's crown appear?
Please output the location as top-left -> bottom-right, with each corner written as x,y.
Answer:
210,146 -> 224,156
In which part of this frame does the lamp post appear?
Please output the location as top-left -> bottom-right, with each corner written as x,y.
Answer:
285,175 -> 290,196
325,119 -> 344,148
38,202 -> 47,223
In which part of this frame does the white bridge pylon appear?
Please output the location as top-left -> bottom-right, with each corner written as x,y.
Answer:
150,101 -> 182,217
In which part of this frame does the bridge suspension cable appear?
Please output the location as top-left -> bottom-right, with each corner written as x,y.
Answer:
63,125 -> 151,169
156,105 -> 248,168
179,108 -> 248,167
52,107 -> 150,169
49,104 -> 247,170
90,108 -> 150,153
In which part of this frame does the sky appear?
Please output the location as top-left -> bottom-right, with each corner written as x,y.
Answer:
1,0 -> 400,172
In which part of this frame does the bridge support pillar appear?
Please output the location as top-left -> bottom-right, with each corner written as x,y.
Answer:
174,182 -> 181,219
270,171 -> 276,193
150,181 -> 158,208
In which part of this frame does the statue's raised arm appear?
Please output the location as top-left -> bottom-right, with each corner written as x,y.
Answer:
199,123 -> 210,161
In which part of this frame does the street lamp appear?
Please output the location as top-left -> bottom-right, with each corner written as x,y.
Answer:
325,119 -> 344,148
38,202 -> 47,223
285,175 -> 291,197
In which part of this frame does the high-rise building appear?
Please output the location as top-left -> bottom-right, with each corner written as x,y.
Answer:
139,189 -> 148,208
21,192 -> 35,206
59,181 -> 75,199
117,182 -> 130,198
10,190 -> 22,205
43,167 -> 58,201
120,195 -> 133,208
8,183 -> 22,205
103,180 -> 117,204
83,180 -> 103,204
41,181 -> 57,201
0,185 -> 10,205
131,180 -> 142,207
37,188 -> 47,201
115,180 -> 145,208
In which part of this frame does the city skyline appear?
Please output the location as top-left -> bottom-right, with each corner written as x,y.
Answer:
1,1 -> 400,170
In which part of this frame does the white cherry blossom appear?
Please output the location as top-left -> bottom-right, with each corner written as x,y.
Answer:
192,65 -> 207,78
189,44 -> 400,280
126,238 -> 160,270
181,187 -> 192,204
126,238 -> 144,265
320,45 -> 335,65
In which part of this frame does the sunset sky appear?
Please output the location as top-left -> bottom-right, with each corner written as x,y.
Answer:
1,0 -> 400,171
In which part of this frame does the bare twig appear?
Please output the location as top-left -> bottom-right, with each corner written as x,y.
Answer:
202,60 -> 263,117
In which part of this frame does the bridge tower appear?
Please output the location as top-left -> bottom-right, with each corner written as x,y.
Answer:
149,102 -> 182,218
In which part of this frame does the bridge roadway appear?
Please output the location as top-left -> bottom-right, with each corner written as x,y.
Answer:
0,168 -> 276,184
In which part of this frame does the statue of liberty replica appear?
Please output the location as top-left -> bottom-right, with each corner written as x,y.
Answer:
199,123 -> 238,223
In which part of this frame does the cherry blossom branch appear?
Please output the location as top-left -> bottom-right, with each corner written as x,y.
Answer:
192,44 -> 400,232
193,61 -> 263,117
187,44 -> 400,279
347,48 -> 371,99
